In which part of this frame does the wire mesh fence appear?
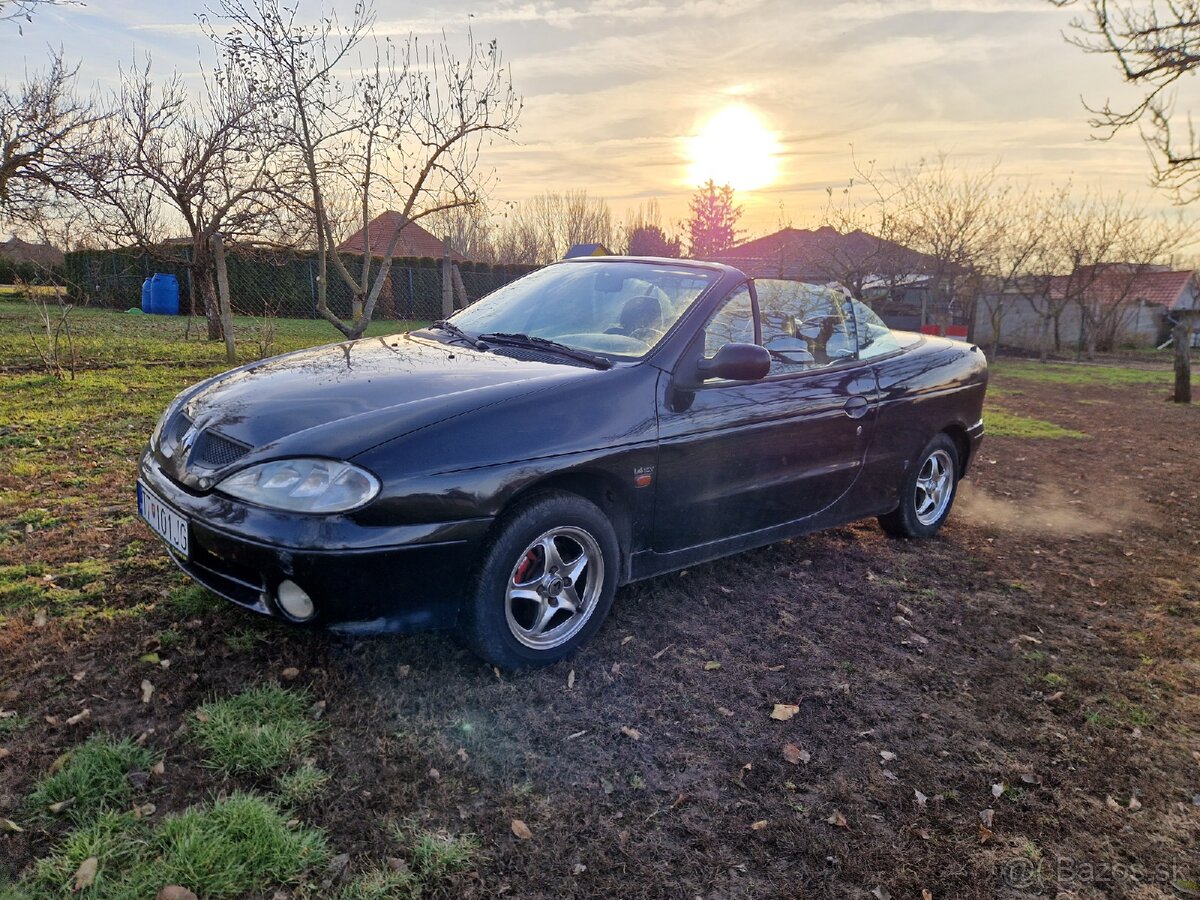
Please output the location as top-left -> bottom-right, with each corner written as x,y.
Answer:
63,247 -> 537,323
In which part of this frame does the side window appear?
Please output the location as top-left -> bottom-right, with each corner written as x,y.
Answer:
703,285 -> 755,358
757,281 -> 856,374
851,299 -> 903,360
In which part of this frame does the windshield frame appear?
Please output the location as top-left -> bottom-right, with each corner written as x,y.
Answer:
440,258 -> 728,363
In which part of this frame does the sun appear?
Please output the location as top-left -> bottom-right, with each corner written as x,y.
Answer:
687,105 -> 780,192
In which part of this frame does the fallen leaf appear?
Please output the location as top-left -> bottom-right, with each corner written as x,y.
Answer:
44,715 -> 60,725
620,726 -> 641,741
880,750 -> 896,763
141,681 -> 154,704
139,652 -> 160,665
571,863 -> 587,875
33,610 -> 47,628
991,782 -> 1005,798
0,818 -> 23,833
1019,773 -> 1042,785
782,743 -> 810,765
978,823 -> 994,843
511,819 -> 532,840
194,710 -> 210,724
621,635 -> 633,645
825,810 -> 848,828
922,891 -> 933,900
704,661 -> 721,671
49,752 -> 71,773
132,802 -> 156,818
717,706 -> 734,717
457,748 -> 469,762
151,760 -> 165,777
428,768 -> 440,782
914,789 -> 928,808
567,670 -> 575,689
281,667 -> 300,681
566,730 -> 587,740
48,798 -> 75,814
0,747 -> 7,759
871,888 -> 891,900
979,808 -> 994,827
1045,691 -> 1064,702
750,819 -> 768,831
66,708 -> 90,726
73,856 -> 98,892
770,703 -> 799,721
156,887 -> 198,900
72,671 -> 86,682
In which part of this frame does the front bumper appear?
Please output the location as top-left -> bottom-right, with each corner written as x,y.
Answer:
138,449 -> 492,634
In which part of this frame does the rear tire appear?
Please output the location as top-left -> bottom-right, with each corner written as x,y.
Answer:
462,492 -> 619,669
878,433 -> 960,539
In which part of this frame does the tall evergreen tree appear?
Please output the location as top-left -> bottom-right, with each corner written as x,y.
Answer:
687,180 -> 741,258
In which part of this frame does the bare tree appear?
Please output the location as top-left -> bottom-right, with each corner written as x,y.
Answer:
424,200 -> 496,262
77,57 -> 289,340
1,0 -> 82,32
1055,0 -> 1200,201
211,0 -> 520,338
0,49 -> 101,231
621,199 -> 681,257
492,190 -> 614,264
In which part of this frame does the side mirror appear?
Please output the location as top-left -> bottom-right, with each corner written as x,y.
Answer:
695,342 -> 771,382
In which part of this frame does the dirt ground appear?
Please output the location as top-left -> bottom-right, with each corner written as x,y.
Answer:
1,361 -> 1198,898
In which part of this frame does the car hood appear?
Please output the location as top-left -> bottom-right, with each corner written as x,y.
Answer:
157,333 -> 593,487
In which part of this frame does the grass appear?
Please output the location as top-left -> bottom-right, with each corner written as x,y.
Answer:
191,685 -> 323,776
983,407 -> 1087,439
0,713 -> 32,738
0,299 -> 426,372
4,793 -> 328,899
26,735 -> 157,824
992,359 -> 1181,387
276,763 -> 331,807
168,582 -> 224,617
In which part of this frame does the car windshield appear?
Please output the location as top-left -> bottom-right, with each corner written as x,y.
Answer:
445,261 -> 716,359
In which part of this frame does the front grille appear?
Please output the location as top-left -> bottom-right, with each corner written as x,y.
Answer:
191,430 -> 251,469
171,413 -> 192,444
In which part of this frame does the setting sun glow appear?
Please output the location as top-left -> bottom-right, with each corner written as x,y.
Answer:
687,105 -> 780,192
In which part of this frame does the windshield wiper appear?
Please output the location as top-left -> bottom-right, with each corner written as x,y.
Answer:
428,320 -> 479,347
477,332 -> 613,370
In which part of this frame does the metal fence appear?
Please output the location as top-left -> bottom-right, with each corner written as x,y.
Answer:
63,248 -> 537,322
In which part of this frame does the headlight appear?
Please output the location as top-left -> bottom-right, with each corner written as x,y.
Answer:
216,459 -> 380,513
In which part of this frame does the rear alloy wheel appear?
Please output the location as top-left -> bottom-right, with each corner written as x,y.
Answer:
878,433 -> 960,539
464,493 -> 619,668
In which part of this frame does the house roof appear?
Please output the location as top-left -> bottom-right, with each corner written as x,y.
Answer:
1048,266 -> 1197,309
0,236 -> 65,267
564,243 -> 610,258
336,212 -> 464,261
707,226 -> 940,282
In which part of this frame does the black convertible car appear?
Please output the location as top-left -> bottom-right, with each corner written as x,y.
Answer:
138,257 -> 987,667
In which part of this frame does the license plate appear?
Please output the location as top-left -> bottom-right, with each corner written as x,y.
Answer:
137,481 -> 189,556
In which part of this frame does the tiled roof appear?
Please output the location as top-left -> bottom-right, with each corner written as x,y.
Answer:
708,226 -> 940,280
336,212 -> 464,261
1049,266 -> 1196,308
0,236 -> 64,266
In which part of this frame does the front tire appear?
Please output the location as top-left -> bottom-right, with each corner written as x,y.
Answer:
878,434 -> 960,539
462,492 -> 620,669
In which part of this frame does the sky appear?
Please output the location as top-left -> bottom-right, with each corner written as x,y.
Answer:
0,0 -> 1186,240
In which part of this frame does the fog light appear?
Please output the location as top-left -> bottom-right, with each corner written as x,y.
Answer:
276,580 -> 314,621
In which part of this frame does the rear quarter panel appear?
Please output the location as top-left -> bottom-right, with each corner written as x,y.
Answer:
859,335 -> 988,509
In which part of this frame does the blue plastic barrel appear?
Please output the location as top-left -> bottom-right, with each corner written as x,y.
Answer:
149,273 -> 180,315
140,277 -> 153,313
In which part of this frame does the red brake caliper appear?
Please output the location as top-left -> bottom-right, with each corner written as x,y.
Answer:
514,549 -> 538,584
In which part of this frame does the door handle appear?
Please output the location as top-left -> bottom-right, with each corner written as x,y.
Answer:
843,395 -> 869,419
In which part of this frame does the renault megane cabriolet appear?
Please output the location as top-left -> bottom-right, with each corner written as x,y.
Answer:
137,257 -> 987,667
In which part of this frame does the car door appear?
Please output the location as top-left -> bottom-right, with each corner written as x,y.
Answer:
653,281 -> 878,553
